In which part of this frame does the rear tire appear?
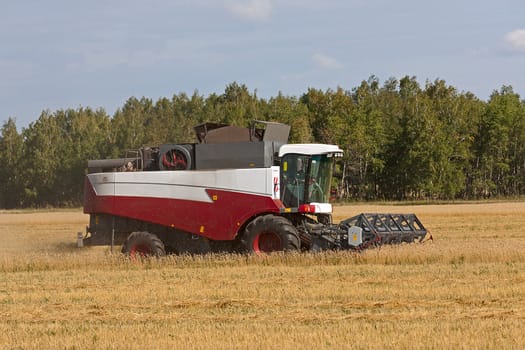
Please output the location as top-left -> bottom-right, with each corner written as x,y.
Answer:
121,231 -> 166,258
241,215 -> 300,254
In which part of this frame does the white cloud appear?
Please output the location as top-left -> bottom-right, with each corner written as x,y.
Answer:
504,29 -> 525,52
227,0 -> 272,21
312,53 -> 343,70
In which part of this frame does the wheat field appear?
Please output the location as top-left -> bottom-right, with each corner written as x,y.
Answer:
1,202 -> 525,349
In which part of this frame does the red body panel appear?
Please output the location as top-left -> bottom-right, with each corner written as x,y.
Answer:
84,177 -> 284,241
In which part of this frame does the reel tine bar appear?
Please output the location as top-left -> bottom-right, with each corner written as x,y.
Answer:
341,213 -> 427,244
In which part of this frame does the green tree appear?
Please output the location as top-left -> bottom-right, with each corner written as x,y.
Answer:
218,82 -> 262,126
3,80 -> 524,207
421,79 -> 477,198
346,77 -> 387,199
169,92 -> 203,143
473,86 -> 525,197
265,92 -> 312,143
17,108 -> 111,207
0,118 -> 24,208
111,97 -> 153,154
301,87 -> 353,146
19,110 -> 64,206
379,76 -> 443,199
56,108 -> 112,205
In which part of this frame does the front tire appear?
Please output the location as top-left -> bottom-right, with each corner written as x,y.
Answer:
241,215 -> 300,253
121,231 -> 166,258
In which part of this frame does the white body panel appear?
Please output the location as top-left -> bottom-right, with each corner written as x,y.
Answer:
88,166 -> 281,202
310,203 -> 333,214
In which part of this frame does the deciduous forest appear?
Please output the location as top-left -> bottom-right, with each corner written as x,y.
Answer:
1,77 -> 524,208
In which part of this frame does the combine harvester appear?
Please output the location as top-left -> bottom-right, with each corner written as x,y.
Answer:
83,121 -> 427,256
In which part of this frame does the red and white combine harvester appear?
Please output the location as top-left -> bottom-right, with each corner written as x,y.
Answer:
83,121 -> 427,256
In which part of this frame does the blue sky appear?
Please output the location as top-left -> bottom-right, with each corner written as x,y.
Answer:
1,0 -> 524,128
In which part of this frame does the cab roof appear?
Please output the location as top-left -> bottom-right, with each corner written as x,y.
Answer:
278,144 -> 343,157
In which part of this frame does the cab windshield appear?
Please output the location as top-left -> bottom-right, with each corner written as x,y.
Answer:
280,154 -> 334,207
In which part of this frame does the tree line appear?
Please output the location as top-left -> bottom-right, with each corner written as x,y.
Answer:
1,77 -> 524,208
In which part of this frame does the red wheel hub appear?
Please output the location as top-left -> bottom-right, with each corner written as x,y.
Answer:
253,232 -> 282,253
130,244 -> 151,258
162,150 -> 187,170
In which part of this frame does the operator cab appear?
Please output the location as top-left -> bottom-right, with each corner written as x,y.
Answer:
279,144 -> 343,210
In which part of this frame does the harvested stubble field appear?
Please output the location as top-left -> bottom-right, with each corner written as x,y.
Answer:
1,202 -> 525,349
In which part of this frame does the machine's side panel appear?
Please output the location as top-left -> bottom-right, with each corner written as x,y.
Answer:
195,141 -> 279,170
84,168 -> 283,241
83,173 -> 115,214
